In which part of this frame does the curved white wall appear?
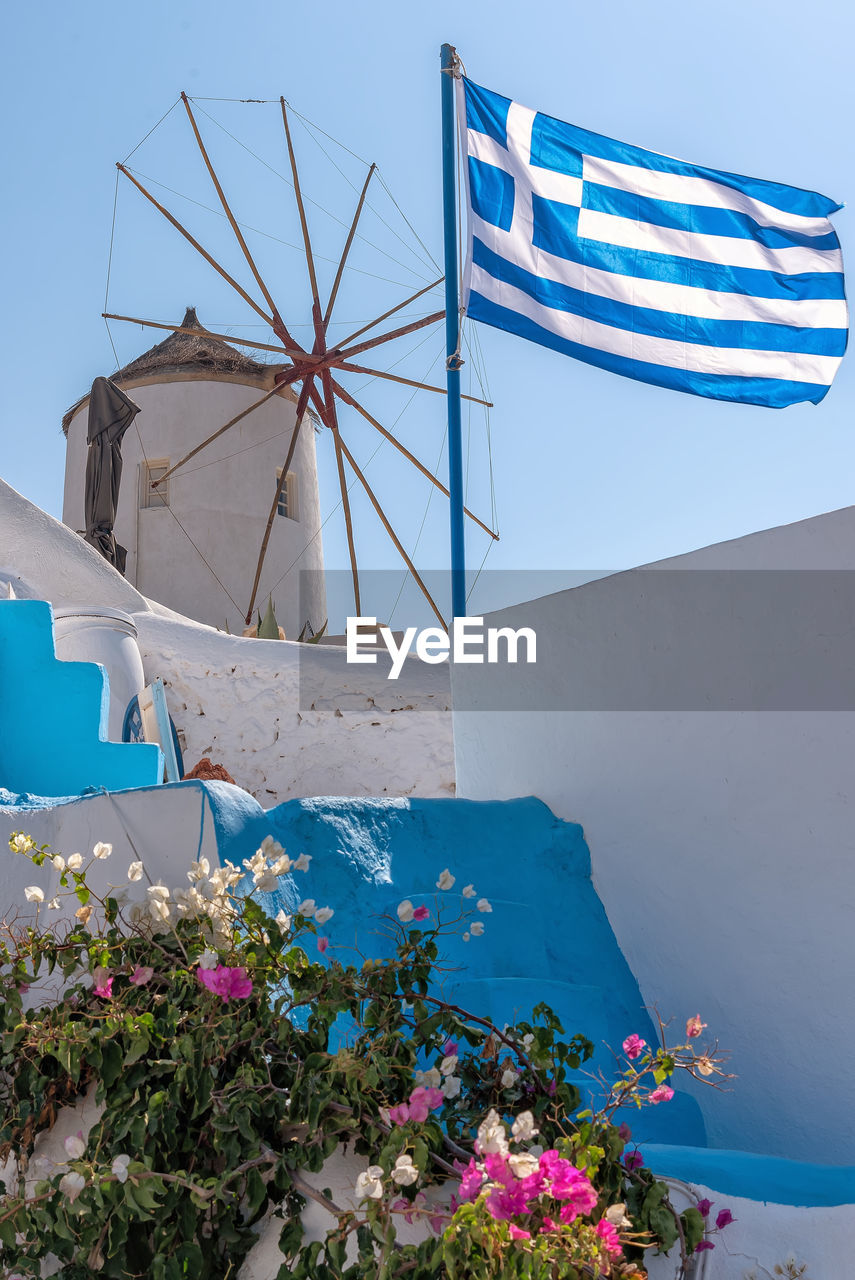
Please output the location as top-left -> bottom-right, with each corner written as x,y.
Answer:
452,506 -> 855,1165
63,379 -> 326,638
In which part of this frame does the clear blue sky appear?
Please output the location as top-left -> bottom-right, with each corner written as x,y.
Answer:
2,1 -> 853,625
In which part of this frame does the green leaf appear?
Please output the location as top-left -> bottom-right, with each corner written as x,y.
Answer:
681,1206 -> 706,1254
100,1038 -> 123,1087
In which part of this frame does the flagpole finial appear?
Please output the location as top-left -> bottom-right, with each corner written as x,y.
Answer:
440,43 -> 462,77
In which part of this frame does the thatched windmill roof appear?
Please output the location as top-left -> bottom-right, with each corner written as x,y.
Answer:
62,308 -> 291,434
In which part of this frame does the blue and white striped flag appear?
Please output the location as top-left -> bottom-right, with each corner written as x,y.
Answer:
460,78 -> 847,407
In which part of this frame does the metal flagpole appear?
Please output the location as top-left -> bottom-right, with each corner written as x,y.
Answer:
440,42 -> 466,621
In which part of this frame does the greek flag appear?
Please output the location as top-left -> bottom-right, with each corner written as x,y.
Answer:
460,78 -> 847,407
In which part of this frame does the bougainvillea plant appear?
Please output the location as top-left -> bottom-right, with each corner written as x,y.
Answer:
0,833 -> 732,1279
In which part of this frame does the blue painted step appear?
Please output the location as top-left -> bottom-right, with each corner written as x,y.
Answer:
0,600 -> 162,798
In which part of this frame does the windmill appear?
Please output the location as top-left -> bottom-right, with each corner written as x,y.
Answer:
104,93 -> 497,632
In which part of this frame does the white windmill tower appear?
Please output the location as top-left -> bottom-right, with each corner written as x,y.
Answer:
61,307 -> 327,638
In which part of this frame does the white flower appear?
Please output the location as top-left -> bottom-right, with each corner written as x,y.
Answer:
146,884 -> 170,901
476,1109 -> 508,1156
461,884 -> 476,898
314,906 -> 334,925
64,1134 -> 86,1160
442,1075 -> 461,1100
111,1154 -> 131,1184
198,948 -> 219,970
127,861 -> 144,882
66,853 -> 83,871
24,886 -> 44,904
187,858 -> 209,882
293,853 -> 312,872
52,855 -> 66,872
275,910 -> 292,931
297,899 -> 316,919
244,850 -> 266,876
436,868 -> 455,891
476,898 -> 492,913
415,1067 -> 441,1089
260,835 -> 276,854
501,1067 -> 519,1089
92,842 -> 112,860
462,931 -> 471,942
47,897 -> 60,910
604,1202 -> 632,1229
440,1054 -> 458,1076
59,1171 -> 86,1202
470,921 -> 485,937
521,1033 -> 535,1051
254,871 -> 280,893
508,1152 -> 539,1179
10,833 -> 34,854
396,899 -> 415,923
391,1154 -> 419,1186
269,855 -> 292,877
355,1165 -> 385,1200
511,1111 -> 539,1142
149,899 -> 171,924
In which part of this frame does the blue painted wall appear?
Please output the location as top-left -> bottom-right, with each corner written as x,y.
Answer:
0,601 -> 162,797
199,789 -> 706,1147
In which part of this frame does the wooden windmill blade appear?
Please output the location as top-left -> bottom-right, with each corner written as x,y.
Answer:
109,94 -> 498,633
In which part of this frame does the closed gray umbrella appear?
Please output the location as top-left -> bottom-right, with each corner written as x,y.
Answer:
83,376 -> 140,575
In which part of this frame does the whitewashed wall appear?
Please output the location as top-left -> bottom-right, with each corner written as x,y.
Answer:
452,506 -> 855,1166
63,379 -> 326,639
136,612 -> 454,804
1,478 -> 454,803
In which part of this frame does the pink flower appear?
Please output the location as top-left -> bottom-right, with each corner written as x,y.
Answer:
93,975 -> 113,999
407,1085 -> 443,1122
696,1198 -> 713,1217
428,1207 -> 447,1234
715,1208 -> 734,1229
623,1150 -> 643,1171
596,1219 -> 623,1258
130,966 -> 153,986
520,1168 -> 547,1202
197,965 -> 253,1002
622,1034 -> 646,1060
509,1224 -> 531,1240
407,1093 -> 430,1123
442,1039 -> 459,1057
648,1084 -> 674,1105
392,1195 -> 414,1223
486,1181 -> 528,1220
412,905 -> 430,922
617,1123 -> 632,1141
695,1241 -> 715,1252
458,1158 -> 484,1202
540,1216 -> 557,1233
686,1014 -> 707,1039
317,937 -> 329,953
483,1152 -> 513,1186
388,1103 -> 410,1126
539,1152 -> 598,1216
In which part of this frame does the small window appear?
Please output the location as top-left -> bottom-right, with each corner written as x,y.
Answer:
276,470 -> 298,521
141,460 -> 170,509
